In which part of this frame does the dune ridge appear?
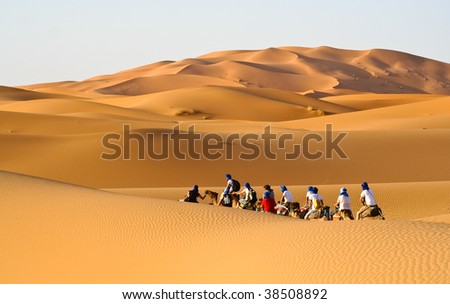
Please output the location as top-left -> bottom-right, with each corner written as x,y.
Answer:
1,46 -> 449,283
1,47 -> 449,187
1,171 -> 449,283
19,46 -> 450,97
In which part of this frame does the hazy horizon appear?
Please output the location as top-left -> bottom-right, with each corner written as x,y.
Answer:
1,0 -> 449,86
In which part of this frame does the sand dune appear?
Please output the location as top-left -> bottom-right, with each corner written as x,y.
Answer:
322,93 -> 448,110
21,46 -> 450,96
96,74 -> 244,95
1,171 -> 449,283
416,214 -> 450,224
1,46 -> 449,283
1,124 -> 448,187
277,95 -> 450,130
0,85 -> 80,102
102,86 -> 352,121
109,181 -> 450,221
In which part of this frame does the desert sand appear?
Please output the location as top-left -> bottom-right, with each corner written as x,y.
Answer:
0,46 -> 449,283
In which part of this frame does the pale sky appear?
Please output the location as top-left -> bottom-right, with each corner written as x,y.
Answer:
1,0 -> 449,86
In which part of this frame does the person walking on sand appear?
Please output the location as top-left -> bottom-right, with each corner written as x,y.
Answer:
331,187 -> 354,220
356,182 -> 383,220
182,185 -> 205,203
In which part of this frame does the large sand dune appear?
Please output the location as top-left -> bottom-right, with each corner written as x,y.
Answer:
1,46 -> 449,283
1,171 -> 449,283
20,46 -> 450,97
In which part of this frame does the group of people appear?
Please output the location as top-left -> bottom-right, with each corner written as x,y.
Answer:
183,174 -> 385,220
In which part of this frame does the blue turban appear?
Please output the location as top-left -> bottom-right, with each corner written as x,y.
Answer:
340,187 -> 349,197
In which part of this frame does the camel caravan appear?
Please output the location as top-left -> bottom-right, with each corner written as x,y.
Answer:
182,174 -> 385,221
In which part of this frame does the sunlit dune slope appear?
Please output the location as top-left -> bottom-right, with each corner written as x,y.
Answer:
1,171 -> 449,284
21,46 -> 450,96
1,45 -> 450,284
1,46 -> 449,188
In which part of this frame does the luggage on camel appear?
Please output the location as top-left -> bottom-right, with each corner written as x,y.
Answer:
222,194 -> 232,207
231,179 -> 241,192
313,197 -> 323,210
249,188 -> 257,203
321,206 -> 331,220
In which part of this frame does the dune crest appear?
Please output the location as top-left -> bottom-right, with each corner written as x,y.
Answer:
1,46 -> 450,187
1,46 -> 449,283
20,46 -> 450,96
